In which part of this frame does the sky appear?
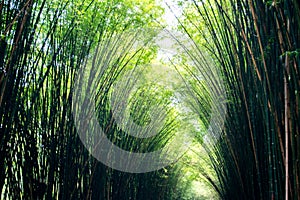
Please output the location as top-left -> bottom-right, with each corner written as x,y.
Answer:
160,0 -> 183,27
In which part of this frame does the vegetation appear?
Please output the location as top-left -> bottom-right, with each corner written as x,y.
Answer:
178,0 -> 300,199
0,0 -> 299,200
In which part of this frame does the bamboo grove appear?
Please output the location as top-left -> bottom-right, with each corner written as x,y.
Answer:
0,0 -> 299,200
0,0 -> 181,199
178,0 -> 300,199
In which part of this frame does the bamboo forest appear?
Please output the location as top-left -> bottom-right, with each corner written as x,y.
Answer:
0,0 -> 299,199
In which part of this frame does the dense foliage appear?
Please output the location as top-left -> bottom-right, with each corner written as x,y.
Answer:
179,0 -> 300,199
0,0 -> 181,199
0,0 -> 299,200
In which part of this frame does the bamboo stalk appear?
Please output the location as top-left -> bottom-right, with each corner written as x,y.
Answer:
284,54 -> 289,200
284,34 -> 290,200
